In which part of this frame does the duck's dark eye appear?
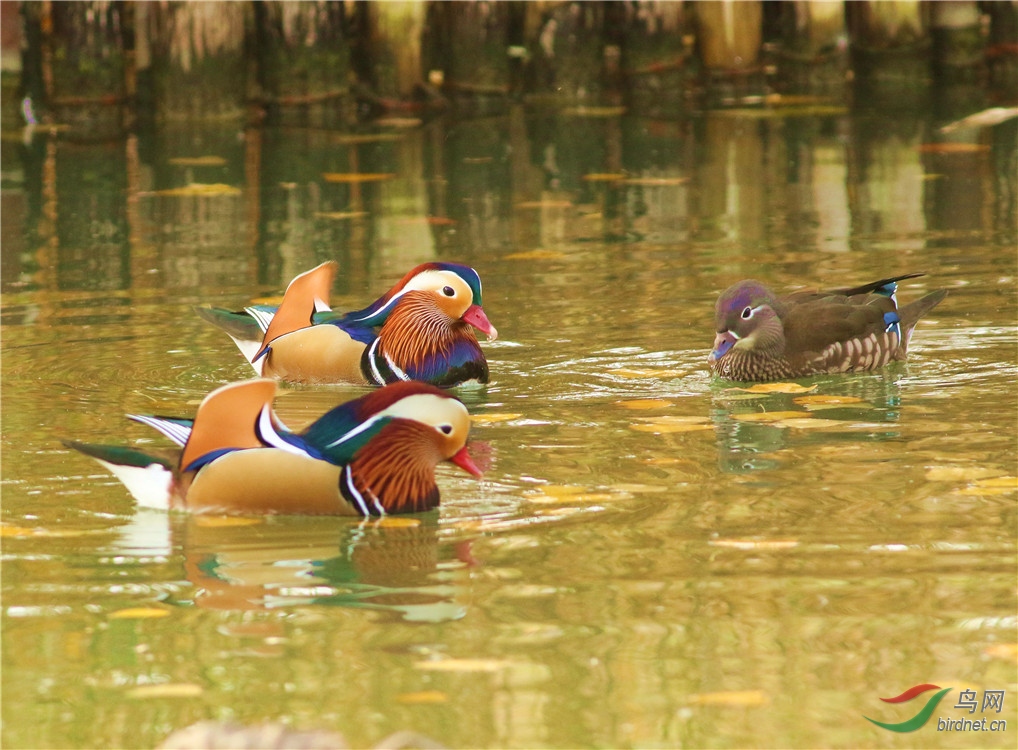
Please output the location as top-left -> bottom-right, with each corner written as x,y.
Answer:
438,424 -> 453,435
741,306 -> 753,320
442,286 -> 455,297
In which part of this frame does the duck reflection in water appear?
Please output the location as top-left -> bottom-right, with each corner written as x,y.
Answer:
710,372 -> 908,474
110,510 -> 473,622
173,515 -> 474,622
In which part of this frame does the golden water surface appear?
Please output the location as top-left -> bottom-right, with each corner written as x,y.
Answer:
2,106 -> 1016,748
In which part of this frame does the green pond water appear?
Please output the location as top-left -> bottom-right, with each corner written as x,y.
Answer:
2,104 -> 1016,749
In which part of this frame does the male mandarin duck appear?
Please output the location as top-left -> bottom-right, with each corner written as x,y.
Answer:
64,379 -> 482,516
708,273 -> 947,382
196,261 -> 497,386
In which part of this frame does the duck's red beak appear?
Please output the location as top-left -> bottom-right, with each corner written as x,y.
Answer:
449,446 -> 483,478
462,304 -> 498,342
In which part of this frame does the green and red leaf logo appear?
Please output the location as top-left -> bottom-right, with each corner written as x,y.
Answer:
864,684 -> 953,732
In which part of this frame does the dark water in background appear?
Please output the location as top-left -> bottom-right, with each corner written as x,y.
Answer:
2,102 -> 1016,749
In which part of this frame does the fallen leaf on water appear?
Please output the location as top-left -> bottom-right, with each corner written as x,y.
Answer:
515,200 -> 573,209
612,368 -> 687,379
152,183 -> 241,197
939,106 -> 1018,132
622,176 -> 689,186
616,399 -> 674,410
631,423 -> 713,434
375,517 -> 421,528
504,249 -> 567,260
314,211 -> 368,220
168,156 -> 227,167
956,476 -> 1018,496
194,516 -> 263,528
793,395 -> 864,407
582,173 -> 626,182
773,417 -> 845,429
397,691 -> 448,704
331,133 -> 402,144
527,492 -> 617,505
917,143 -> 990,154
374,117 -> 422,129
686,690 -> 769,707
322,172 -> 396,183
983,643 -> 1018,660
471,412 -> 523,424
127,683 -> 203,699
925,466 -> 1003,482
414,659 -> 516,672
732,383 -> 818,394
0,525 -> 90,538
709,539 -> 799,551
732,411 -> 807,422
109,607 -> 172,620
0,525 -> 37,537
561,106 -> 627,117
525,485 -> 585,498
972,476 -> 1018,487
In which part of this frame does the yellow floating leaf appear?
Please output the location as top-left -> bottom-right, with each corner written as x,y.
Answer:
504,249 -> 567,260
0,525 -> 37,537
733,383 -> 818,394
917,142 -> 990,154
582,173 -> 626,182
153,183 -> 241,197
0,526 -> 90,538
331,133 -> 402,144
109,607 -> 172,620
397,691 -> 448,704
515,200 -> 573,209
374,117 -> 422,129
956,487 -> 1016,496
622,177 -> 689,186
414,659 -> 515,672
774,417 -> 845,429
793,395 -> 864,406
955,476 -> 1018,496
526,485 -> 585,498
940,106 -> 1018,132
924,466 -> 1003,482
686,690 -> 769,707
612,368 -> 687,379
314,211 -> 368,220
527,492 -> 616,505
561,106 -> 627,117
193,516 -> 263,528
983,643 -> 1018,660
471,412 -> 523,424
631,422 -> 713,434
321,172 -> 396,182
616,399 -> 673,410
375,517 -> 421,528
127,683 -> 203,699
732,411 -> 808,422
168,156 -> 227,167
973,476 -> 1018,488
709,539 -> 799,551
